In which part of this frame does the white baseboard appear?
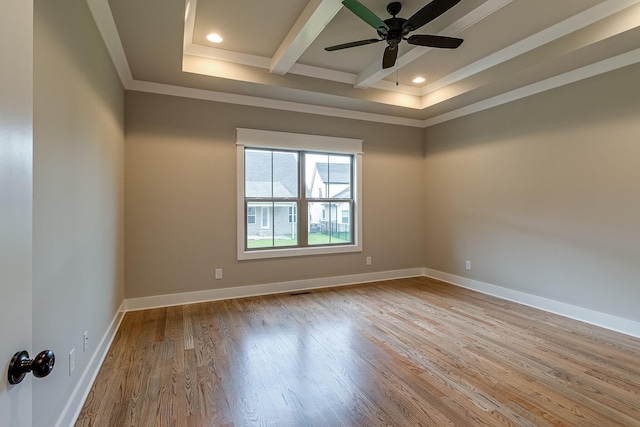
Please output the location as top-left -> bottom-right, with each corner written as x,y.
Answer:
124,268 -> 426,311
424,268 -> 640,339
126,267 -> 640,336
56,301 -> 126,427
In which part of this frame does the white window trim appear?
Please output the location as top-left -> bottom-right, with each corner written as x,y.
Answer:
237,128 -> 363,261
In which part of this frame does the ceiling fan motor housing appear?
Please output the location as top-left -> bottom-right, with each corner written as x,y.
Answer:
382,17 -> 407,46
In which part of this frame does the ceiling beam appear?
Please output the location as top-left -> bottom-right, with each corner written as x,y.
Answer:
354,0 -> 513,89
183,0 -> 197,51
419,0 -> 640,98
86,0 -> 133,85
270,0 -> 343,76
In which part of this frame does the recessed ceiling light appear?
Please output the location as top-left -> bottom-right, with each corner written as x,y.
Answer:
206,33 -> 223,43
412,77 -> 426,84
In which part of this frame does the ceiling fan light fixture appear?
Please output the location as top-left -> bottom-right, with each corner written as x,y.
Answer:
206,33 -> 223,43
412,77 -> 426,84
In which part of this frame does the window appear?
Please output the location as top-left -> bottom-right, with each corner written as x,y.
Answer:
237,129 -> 362,260
288,205 -> 297,223
247,207 -> 256,224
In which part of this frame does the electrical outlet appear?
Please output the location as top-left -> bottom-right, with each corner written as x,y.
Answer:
366,256 -> 372,266
69,348 -> 75,375
465,260 -> 471,270
83,331 -> 89,352
215,268 -> 223,280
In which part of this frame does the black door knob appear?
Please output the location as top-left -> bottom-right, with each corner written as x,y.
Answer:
8,350 -> 55,385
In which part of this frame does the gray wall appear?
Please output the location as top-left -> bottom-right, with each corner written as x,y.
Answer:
424,62 -> 640,322
125,91 -> 425,298
33,0 -> 125,425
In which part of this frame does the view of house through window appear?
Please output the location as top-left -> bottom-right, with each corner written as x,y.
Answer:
305,153 -> 352,246
244,149 -> 354,250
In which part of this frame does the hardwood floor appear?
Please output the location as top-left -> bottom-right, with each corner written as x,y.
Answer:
75,277 -> 640,426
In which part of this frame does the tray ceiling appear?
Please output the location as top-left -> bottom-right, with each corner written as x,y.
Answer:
88,0 -> 640,126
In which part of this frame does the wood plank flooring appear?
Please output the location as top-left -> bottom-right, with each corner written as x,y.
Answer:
75,277 -> 640,426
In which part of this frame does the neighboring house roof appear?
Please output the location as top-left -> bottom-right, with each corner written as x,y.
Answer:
245,182 -> 295,198
315,163 -> 350,184
333,187 -> 351,199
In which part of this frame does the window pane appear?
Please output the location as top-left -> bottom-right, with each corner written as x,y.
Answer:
328,155 -> 351,198
332,203 -> 351,242
274,202 -> 298,247
273,151 -> 298,198
305,154 -> 351,199
246,202 -> 273,249
245,149 -> 272,198
305,154 -> 328,198
308,202 -> 351,246
247,202 -> 299,249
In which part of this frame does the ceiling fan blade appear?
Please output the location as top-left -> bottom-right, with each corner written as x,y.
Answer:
382,46 -> 398,69
325,38 -> 383,51
403,0 -> 461,33
406,34 -> 463,49
342,0 -> 389,34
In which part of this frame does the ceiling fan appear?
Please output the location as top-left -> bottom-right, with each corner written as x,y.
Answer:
325,0 -> 464,69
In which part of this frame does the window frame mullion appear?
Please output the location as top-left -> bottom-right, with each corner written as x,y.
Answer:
299,152 -> 309,248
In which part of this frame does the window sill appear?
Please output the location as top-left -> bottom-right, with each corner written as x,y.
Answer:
238,243 -> 362,261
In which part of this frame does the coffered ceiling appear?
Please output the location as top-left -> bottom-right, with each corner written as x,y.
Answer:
87,0 -> 640,127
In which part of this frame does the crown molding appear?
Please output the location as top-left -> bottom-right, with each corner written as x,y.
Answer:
129,79 -> 426,127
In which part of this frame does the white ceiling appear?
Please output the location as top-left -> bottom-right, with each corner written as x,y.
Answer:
88,0 -> 640,127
